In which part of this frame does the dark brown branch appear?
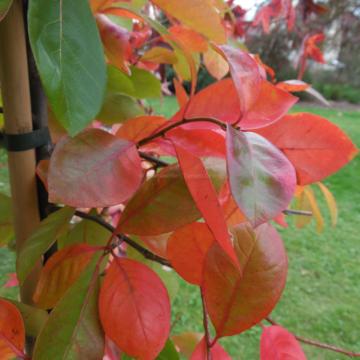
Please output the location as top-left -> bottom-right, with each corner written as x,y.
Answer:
74,210 -> 171,267
265,317 -> 360,358
137,117 -> 226,147
283,209 -> 313,217
139,151 -> 169,168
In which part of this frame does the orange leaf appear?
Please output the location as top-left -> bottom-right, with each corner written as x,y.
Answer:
99,258 -> 171,359
202,223 -> 288,338
255,113 -> 358,184
0,299 -> 25,360
167,223 -> 214,285
141,47 -> 178,64
203,46 -> 229,80
317,182 -> 337,226
173,78 -> 189,108
33,244 -> 100,309
304,186 -> 324,233
151,0 -> 226,44
172,332 -> 203,358
169,25 -> 208,53
116,115 -> 167,143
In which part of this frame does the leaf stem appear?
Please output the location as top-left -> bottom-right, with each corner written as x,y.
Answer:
265,317 -> 360,357
201,288 -> 213,359
74,210 -> 171,267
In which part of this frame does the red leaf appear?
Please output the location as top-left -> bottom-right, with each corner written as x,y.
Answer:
99,258 -> 171,360
118,164 -> 200,235
276,80 -> 310,92
255,113 -> 359,185
185,78 -> 297,129
116,115 -> 167,143
49,129 -> 143,208
260,325 -> 307,360
96,14 -> 132,74
185,78 -> 241,124
217,45 -> 262,117
173,144 -> 238,266
226,126 -> 296,226
240,80 -> 298,130
0,299 -> 25,360
202,223 -> 288,338
33,244 -> 100,309
190,337 -> 231,359
167,223 -> 214,285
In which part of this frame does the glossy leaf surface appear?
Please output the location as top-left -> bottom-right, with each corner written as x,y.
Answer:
28,0 -> 106,135
49,129 -> 143,208
17,207 -> 74,284
33,244 -> 99,309
167,223 -> 214,285
226,126 -> 296,226
152,0 -> 226,44
99,258 -> 171,360
255,113 -> 358,184
203,223 -> 288,337
118,165 -> 200,235
33,256 -> 104,360
260,325 -> 306,360
0,298 -> 25,360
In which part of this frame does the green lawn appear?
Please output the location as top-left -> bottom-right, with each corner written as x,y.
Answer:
1,99 -> 359,359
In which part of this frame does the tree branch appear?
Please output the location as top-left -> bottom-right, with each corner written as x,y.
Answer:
283,209 -> 312,216
74,210 -> 171,267
137,117 -> 226,147
265,317 -> 360,358
139,151 -> 169,168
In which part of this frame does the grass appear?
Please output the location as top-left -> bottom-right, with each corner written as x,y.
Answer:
1,99 -> 359,358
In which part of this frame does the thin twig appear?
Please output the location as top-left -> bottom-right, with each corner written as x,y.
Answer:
265,317 -> 360,358
74,210 -> 171,267
139,151 -> 169,168
137,117 -> 226,147
283,209 -> 313,217
201,288 -> 213,359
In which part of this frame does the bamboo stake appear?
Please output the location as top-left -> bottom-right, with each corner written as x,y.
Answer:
0,0 -> 41,305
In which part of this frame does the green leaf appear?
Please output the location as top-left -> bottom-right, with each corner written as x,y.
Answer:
128,66 -> 161,98
107,65 -> 161,99
33,255 -> 104,360
7,299 -> 48,337
58,217 -> 110,248
17,207 -> 74,284
0,0 -> 12,21
156,339 -> 180,360
97,93 -> 143,124
28,0 -> 106,135
0,192 -> 14,247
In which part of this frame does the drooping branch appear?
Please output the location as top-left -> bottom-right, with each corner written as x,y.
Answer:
265,317 -> 360,358
74,210 -> 171,267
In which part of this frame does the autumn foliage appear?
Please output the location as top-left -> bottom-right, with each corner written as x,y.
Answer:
0,0 -> 358,359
